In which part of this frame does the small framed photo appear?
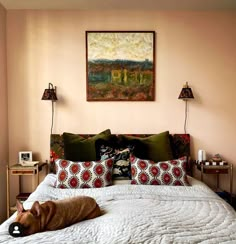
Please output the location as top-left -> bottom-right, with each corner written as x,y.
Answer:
19,151 -> 33,163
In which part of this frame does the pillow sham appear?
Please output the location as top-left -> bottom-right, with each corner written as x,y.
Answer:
55,158 -> 113,188
130,155 -> 190,186
63,129 -> 112,161
119,131 -> 173,162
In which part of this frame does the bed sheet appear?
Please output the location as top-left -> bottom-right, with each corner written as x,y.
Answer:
0,174 -> 236,244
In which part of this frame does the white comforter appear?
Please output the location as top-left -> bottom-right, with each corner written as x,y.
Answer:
0,174 -> 236,244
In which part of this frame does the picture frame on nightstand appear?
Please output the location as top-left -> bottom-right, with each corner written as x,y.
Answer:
18,151 -> 32,164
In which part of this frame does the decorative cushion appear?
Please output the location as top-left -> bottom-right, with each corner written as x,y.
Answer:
50,133 -> 191,175
99,144 -> 115,161
119,131 -> 173,162
99,144 -> 134,180
112,148 -> 132,179
63,129 -> 112,161
55,158 -> 114,188
130,156 -> 190,186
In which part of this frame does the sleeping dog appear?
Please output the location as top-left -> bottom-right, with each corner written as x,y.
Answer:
12,196 -> 101,236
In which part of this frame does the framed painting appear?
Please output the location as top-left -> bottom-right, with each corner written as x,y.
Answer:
86,31 -> 155,101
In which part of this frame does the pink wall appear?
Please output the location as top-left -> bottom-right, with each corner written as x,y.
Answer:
5,10 -> 236,203
0,3 -> 8,223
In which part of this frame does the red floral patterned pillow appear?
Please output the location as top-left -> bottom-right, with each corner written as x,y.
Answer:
130,156 -> 190,186
55,158 -> 113,188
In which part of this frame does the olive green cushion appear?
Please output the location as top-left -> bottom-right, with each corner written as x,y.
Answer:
63,129 -> 112,161
120,131 -> 173,162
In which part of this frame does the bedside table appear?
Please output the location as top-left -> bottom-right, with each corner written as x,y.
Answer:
6,162 -> 48,218
197,162 -> 233,203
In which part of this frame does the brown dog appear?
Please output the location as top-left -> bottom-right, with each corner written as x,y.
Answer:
15,196 -> 101,236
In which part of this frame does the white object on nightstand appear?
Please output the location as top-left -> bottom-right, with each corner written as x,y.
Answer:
198,149 -> 206,161
19,161 -> 39,167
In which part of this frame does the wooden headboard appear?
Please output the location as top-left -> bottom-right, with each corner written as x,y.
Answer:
50,133 -> 191,174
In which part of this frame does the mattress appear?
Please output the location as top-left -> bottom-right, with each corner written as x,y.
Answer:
0,174 -> 236,243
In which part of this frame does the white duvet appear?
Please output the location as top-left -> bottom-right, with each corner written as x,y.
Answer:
0,174 -> 236,244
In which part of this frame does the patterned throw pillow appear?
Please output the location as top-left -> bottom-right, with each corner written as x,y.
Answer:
112,148 -> 132,179
99,145 -> 134,180
99,144 -> 115,161
130,156 -> 190,186
55,158 -> 113,188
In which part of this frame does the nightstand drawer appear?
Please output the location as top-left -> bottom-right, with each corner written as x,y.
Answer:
12,170 -> 36,175
203,168 -> 228,174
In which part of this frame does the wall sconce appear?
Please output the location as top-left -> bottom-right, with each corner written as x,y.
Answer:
41,83 -> 58,134
178,82 -> 194,134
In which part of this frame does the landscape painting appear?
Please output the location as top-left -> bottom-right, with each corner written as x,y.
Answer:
86,31 -> 155,101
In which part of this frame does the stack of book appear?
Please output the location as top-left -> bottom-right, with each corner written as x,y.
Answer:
196,153 -> 228,166
196,161 -> 228,166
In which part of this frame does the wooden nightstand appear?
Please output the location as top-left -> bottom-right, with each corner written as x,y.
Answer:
197,162 -> 233,203
6,162 -> 48,218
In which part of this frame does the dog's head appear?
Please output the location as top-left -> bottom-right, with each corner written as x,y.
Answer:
15,200 -> 42,236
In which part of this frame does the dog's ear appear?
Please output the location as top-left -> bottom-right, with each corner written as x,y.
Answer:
16,199 -> 25,214
30,201 -> 41,217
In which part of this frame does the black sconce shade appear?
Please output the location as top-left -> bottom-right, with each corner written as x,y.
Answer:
178,82 -> 194,100
41,83 -> 58,101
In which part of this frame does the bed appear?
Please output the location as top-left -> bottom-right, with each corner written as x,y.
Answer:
0,130 -> 236,243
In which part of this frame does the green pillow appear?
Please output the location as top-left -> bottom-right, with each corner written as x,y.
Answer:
120,131 -> 173,162
63,129 -> 112,161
